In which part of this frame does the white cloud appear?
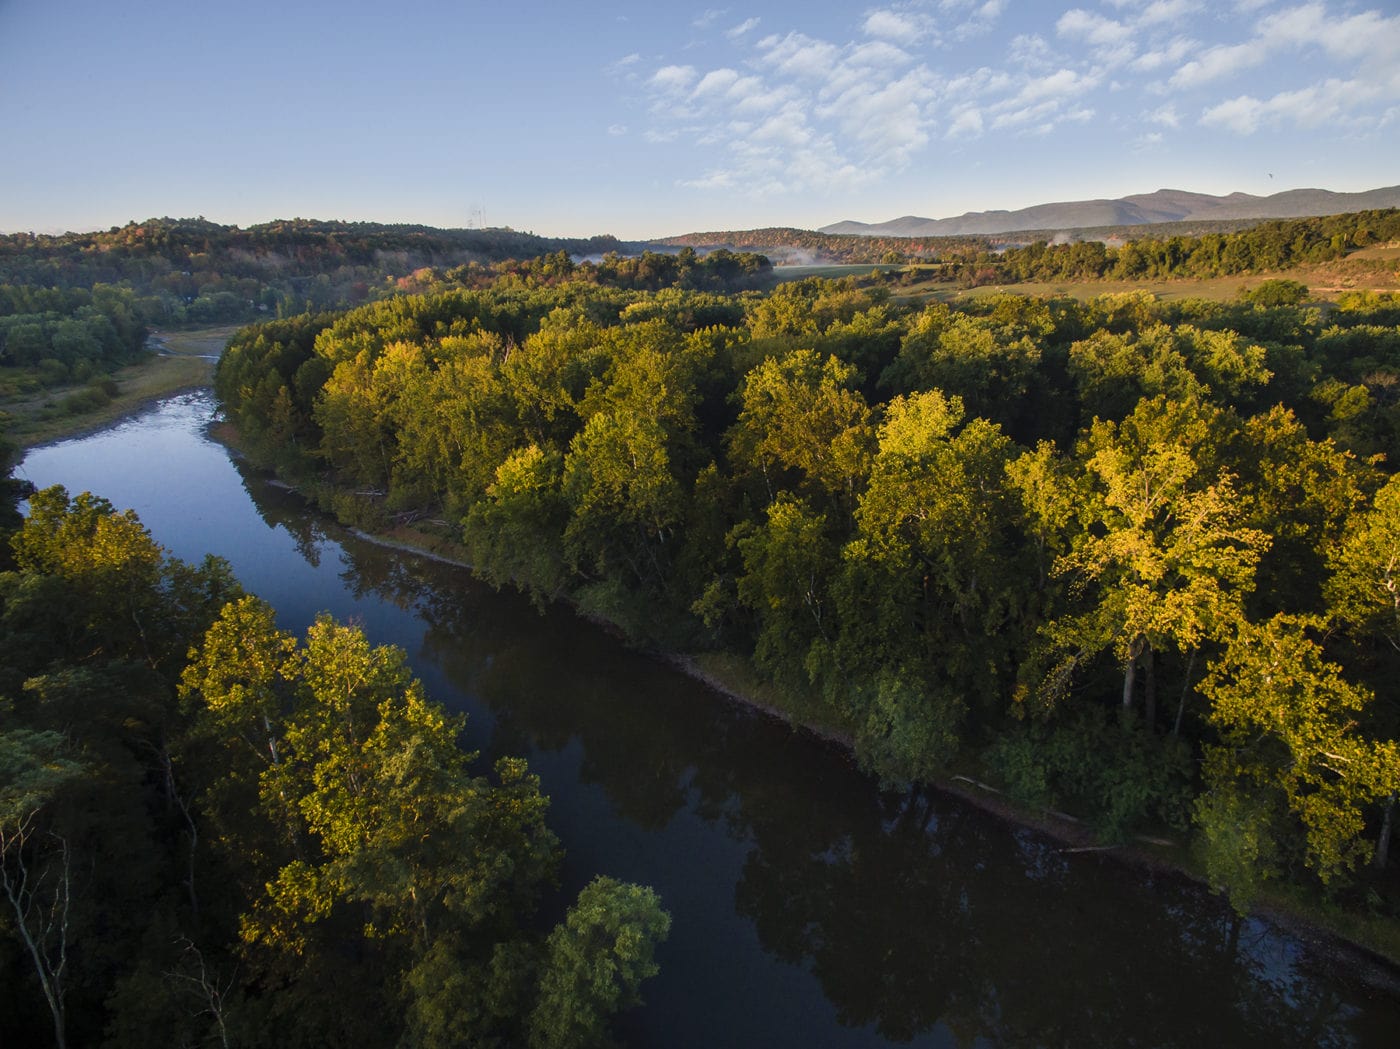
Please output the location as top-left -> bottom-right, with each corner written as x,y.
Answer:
1167,2 -> 1400,136
862,8 -> 933,44
1170,42 -> 1265,89
943,66 -> 1015,102
947,107 -> 984,137
1009,34 -> 1055,69
1148,102 -> 1180,126
844,40 -> 916,70
992,99 -> 1061,130
1262,3 -> 1400,66
607,53 -> 642,79
692,9 -> 727,29
1137,0 -> 1201,25
1199,95 -> 1263,133
650,65 -> 698,92
818,69 -> 938,165
749,103 -> 815,148
731,80 -> 792,113
1016,68 -> 1099,104
1131,36 -> 1195,72
1057,9 -> 1134,48
1202,76 -> 1387,133
757,32 -> 842,80
1056,8 -> 1137,67
627,3 -> 1364,198
607,124 -> 627,136
952,0 -> 1006,39
1171,2 -> 1400,90
678,170 -> 738,191
692,68 -> 740,98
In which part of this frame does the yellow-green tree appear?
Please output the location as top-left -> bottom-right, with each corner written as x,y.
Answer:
1196,614 -> 1400,903
1041,397 -> 1269,723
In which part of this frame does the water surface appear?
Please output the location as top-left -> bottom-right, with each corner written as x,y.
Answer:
18,391 -> 1400,1047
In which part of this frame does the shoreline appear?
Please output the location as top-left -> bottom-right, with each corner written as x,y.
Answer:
5,327 -> 231,451
239,449 -> 1400,988
20,383 -> 1400,997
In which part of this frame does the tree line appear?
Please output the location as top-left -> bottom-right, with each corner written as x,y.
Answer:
0,218 -> 644,347
0,483 -> 669,1048
956,208 -> 1400,286
213,264 -> 1400,918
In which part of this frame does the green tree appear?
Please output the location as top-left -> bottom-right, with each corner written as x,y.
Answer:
182,607 -> 563,1042
464,445 -> 570,607
527,877 -> 670,1049
0,730 -> 89,1049
733,495 -> 839,696
820,390 -> 1025,780
1196,614 -> 1400,900
727,349 -> 873,515
1040,398 -> 1268,724
1326,474 -> 1400,649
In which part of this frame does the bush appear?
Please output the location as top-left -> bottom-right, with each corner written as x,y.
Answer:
985,708 -> 1194,841
37,358 -> 69,386
59,384 -> 113,415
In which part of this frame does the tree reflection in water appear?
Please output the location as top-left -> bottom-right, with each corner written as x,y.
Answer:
243,466 -> 1400,1049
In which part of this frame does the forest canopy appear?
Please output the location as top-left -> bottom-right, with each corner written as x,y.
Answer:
214,256 -> 1400,917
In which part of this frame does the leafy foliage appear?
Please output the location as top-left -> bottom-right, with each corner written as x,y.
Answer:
0,489 -> 669,1047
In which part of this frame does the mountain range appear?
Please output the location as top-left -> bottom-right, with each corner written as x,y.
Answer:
819,185 -> 1400,238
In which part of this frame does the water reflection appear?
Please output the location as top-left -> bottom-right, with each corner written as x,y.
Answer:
283,488 -> 1400,1048
19,395 -> 1400,1048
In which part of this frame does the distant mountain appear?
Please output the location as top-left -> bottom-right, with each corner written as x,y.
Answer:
820,185 -> 1400,238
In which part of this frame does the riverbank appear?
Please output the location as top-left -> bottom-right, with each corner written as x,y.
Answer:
373,520 -> 1400,986
199,413 -> 1400,984
1,326 -> 236,449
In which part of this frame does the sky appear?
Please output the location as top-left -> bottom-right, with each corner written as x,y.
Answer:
1,0 -> 1397,239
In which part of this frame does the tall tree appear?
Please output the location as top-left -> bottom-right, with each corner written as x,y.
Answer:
1196,614 -> 1400,901
0,730 -> 88,1049
1040,397 -> 1268,724
727,349 -> 874,517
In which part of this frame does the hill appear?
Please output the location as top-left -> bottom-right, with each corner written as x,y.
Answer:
821,185 -> 1400,238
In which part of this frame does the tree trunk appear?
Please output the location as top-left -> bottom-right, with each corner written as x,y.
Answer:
1173,650 -> 1197,737
1376,793 -> 1396,871
1224,910 -> 1242,965
1144,646 -> 1157,729
1,827 -> 70,1049
160,744 -> 200,920
1122,636 -> 1145,715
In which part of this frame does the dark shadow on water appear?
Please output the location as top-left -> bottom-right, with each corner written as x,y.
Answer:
23,395 -> 1400,1049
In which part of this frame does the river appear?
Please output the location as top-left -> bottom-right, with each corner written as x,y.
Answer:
16,390 -> 1400,1047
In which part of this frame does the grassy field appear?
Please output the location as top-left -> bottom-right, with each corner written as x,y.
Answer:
891,260 -> 1400,307
1,325 -> 238,449
768,263 -> 903,283
769,251 -> 1400,306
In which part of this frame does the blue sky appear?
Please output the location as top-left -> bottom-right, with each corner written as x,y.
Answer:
2,0 -> 1397,239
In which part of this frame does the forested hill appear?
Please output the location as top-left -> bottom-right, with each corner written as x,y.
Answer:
0,217 -> 639,320
650,207 -> 1400,268
0,218 -> 768,400
649,226 -> 989,265
820,184 -> 1400,238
